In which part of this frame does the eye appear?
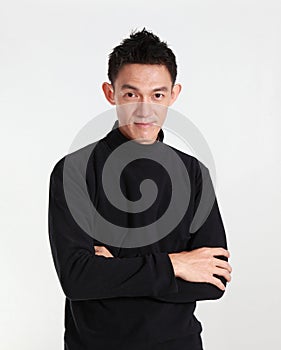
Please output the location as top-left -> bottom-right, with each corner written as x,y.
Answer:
154,93 -> 165,99
125,92 -> 137,98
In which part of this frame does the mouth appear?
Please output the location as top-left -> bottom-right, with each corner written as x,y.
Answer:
134,122 -> 155,128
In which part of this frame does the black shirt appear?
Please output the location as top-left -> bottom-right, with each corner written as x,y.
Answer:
48,121 -> 228,350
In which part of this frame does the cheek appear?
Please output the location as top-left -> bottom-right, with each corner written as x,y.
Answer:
165,97 -> 172,106
116,104 -> 137,124
153,104 -> 168,122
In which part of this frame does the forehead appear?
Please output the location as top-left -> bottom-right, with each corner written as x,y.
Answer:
114,64 -> 173,89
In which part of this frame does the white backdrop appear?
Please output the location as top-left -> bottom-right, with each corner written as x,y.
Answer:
1,0 -> 281,349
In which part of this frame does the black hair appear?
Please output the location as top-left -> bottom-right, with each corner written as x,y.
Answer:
108,28 -> 177,86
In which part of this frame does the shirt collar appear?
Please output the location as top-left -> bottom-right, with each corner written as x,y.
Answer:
104,119 -> 165,153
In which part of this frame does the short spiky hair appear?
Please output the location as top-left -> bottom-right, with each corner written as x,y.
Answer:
108,28 -> 177,86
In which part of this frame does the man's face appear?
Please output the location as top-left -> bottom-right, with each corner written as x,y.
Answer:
102,64 -> 181,144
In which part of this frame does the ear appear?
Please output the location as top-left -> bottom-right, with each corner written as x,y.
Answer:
169,83 -> 182,106
102,82 -> 116,105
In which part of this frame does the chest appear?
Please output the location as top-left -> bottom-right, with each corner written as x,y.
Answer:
88,157 -> 195,258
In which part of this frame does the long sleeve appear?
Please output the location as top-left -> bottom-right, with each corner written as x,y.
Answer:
48,156 -> 178,301
151,160 -> 229,303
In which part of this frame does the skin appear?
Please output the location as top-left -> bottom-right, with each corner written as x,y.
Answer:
96,63 -> 232,291
102,63 -> 181,144
94,246 -> 232,291
168,248 -> 232,291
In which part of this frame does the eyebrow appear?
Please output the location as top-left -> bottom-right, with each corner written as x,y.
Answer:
120,84 -> 169,92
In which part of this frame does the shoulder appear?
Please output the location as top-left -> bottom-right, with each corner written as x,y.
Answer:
49,139 -> 102,180
163,143 -> 211,189
165,143 -> 208,172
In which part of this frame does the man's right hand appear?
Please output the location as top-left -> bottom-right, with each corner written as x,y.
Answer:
168,247 -> 232,291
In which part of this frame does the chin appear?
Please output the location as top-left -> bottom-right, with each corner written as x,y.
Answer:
134,130 -> 158,141
120,124 -> 159,142
134,125 -> 159,137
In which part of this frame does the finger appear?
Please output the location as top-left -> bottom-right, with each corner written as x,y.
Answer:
95,250 -> 113,257
213,258 -> 232,273
104,250 -> 114,257
214,267 -> 231,282
94,246 -> 113,257
95,251 -> 104,256
94,245 -> 107,252
98,246 -> 114,258
209,247 -> 230,258
208,276 -> 226,291
101,246 -> 114,257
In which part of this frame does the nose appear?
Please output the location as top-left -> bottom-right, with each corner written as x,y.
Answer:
135,101 -> 154,119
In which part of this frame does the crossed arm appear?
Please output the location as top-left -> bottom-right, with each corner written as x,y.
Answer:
48,156 -> 232,303
93,195 -> 232,304
93,159 -> 232,303
95,245 -> 231,292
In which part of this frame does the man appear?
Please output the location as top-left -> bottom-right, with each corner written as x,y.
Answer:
48,28 -> 232,350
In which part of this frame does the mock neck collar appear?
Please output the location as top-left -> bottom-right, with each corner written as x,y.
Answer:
104,120 -> 165,154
